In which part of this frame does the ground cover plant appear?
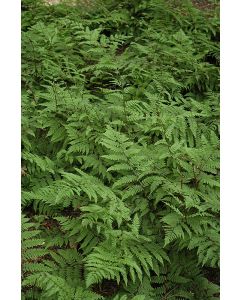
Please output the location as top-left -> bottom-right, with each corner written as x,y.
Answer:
21,0 -> 220,298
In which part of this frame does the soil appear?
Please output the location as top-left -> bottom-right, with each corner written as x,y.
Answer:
92,280 -> 120,297
192,0 -> 218,11
45,0 -> 92,6
45,0 -> 218,10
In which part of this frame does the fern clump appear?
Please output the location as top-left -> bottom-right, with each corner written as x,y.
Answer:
22,0 -> 219,298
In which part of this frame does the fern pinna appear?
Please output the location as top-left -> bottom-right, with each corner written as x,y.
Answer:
22,0 -> 219,299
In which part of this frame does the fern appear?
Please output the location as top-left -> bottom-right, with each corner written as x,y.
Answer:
22,0 -> 219,298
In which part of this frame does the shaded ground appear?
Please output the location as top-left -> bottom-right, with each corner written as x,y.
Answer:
192,0 -> 218,10
45,0 -> 92,5
46,0 -> 218,10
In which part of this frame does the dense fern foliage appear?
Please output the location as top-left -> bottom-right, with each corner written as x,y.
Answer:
22,0 -> 220,298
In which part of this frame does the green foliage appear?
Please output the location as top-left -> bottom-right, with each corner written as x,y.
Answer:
22,0 -> 219,298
